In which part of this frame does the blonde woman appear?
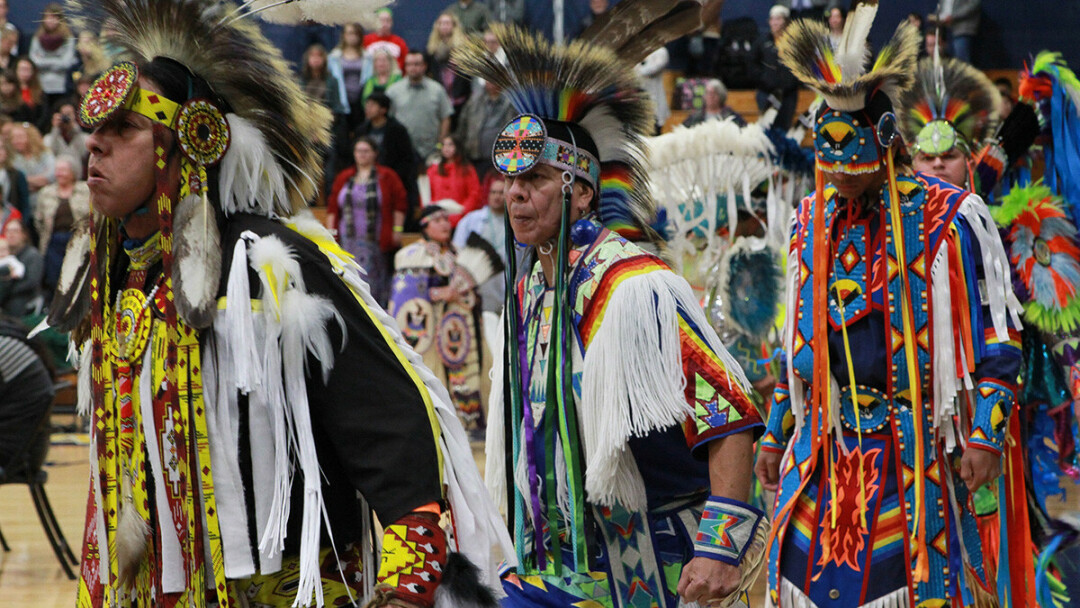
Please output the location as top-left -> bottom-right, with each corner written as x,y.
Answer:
8,122 -> 54,211
360,48 -> 401,106
427,12 -> 471,126
34,154 -> 88,292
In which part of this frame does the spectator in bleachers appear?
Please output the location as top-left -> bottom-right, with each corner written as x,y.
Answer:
923,24 -> 949,60
301,43 -> 348,199
330,23 -> 370,129
907,12 -> 924,31
0,69 -> 19,117
448,0 -> 491,35
427,135 -> 480,227
70,30 -> 108,85
776,0 -> 839,22
34,154 -> 85,294
12,59 -> 49,131
752,5 -> 800,131
827,7 -> 845,51
571,0 -> 609,39
0,221 -> 42,316
636,47 -> 670,133
386,51 -> 453,163
29,3 -> 78,109
363,8 -> 408,71
0,28 -> 16,73
355,92 -> 420,230
470,29 -> 507,98
42,99 -> 86,179
360,49 -> 401,107
682,78 -> 747,128
484,0 -> 525,25
326,136 -> 406,307
8,122 -> 53,212
0,0 -> 18,59
0,134 -> 28,224
428,12 -> 472,128
455,80 -> 514,177
940,0 -> 980,63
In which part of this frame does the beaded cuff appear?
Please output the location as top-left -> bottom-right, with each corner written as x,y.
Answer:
693,496 -> 766,566
376,512 -> 447,607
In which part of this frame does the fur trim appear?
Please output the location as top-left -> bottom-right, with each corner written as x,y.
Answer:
219,114 -> 292,217
173,194 -> 222,329
433,553 -> 499,608
116,493 -> 150,586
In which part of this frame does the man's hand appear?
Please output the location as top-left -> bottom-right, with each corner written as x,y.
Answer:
960,447 -> 1001,493
677,557 -> 741,605
754,450 -> 782,492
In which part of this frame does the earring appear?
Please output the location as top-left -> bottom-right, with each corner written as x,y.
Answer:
570,218 -> 600,247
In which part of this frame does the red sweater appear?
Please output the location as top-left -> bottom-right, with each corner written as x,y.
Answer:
362,33 -> 408,71
426,162 -> 481,227
328,165 -> 407,252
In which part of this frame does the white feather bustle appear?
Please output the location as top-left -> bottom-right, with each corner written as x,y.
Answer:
251,0 -> 392,28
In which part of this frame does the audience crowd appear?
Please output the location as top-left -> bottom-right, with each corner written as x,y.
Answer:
0,0 -> 999,371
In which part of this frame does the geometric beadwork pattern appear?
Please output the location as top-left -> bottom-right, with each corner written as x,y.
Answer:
693,496 -> 764,565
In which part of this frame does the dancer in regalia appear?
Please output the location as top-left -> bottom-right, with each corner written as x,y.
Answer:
453,2 -> 768,606
49,1 -> 511,606
754,5 -> 1026,606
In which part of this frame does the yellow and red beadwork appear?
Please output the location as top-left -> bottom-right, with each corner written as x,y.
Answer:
176,99 -> 230,166
78,61 -> 182,130
376,512 -> 447,607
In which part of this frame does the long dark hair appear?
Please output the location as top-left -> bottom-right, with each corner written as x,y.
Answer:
437,135 -> 465,176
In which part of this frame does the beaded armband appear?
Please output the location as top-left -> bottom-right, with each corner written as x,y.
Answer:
968,379 -> 1015,455
376,512 -> 447,607
693,496 -> 766,566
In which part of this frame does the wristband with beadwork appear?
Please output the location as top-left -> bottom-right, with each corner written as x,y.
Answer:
693,496 -> 766,566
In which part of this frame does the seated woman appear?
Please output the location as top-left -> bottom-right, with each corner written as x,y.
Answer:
389,203 -> 501,441
325,136 -> 406,307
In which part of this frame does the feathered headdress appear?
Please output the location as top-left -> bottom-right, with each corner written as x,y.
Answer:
780,2 -> 919,113
453,14 -> 690,240
778,2 -> 919,175
1021,51 -> 1080,229
898,56 -> 1002,156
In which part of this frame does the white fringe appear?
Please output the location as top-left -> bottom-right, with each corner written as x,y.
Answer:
580,270 -> 752,510
930,242 -> 963,452
224,233 -> 262,392
956,194 -> 1024,338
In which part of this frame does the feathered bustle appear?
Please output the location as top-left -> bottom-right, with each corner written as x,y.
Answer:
579,0 -> 703,65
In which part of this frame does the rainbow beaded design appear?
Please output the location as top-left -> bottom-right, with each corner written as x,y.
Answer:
693,496 -> 765,566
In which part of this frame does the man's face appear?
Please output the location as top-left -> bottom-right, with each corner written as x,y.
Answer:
404,54 -> 426,80
487,178 -> 506,213
4,222 -> 24,250
913,148 -> 969,188
505,164 -> 591,246
590,0 -> 608,15
483,32 -> 499,54
0,0 -> 8,21
85,79 -> 171,220
59,104 -> 76,132
378,12 -> 393,36
364,99 -> 386,121
769,14 -> 787,36
822,166 -> 886,201
704,87 -> 721,111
